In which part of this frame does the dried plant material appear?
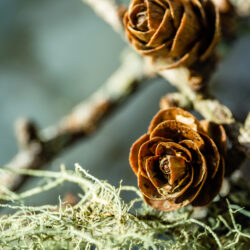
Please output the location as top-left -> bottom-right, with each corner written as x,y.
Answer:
129,107 -> 226,211
124,0 -> 220,69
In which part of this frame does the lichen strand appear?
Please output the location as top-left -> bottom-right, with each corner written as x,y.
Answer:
0,165 -> 249,249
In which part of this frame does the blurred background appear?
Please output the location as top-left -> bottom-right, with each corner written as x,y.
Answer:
0,0 -> 249,205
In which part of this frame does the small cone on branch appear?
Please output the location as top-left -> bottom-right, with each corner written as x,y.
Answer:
124,0 -> 220,69
129,107 -> 226,211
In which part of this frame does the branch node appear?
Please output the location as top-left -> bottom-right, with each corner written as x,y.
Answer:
160,93 -> 192,110
15,118 -> 41,150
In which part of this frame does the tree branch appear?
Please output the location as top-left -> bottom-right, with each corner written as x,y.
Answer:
1,0 -> 249,195
231,0 -> 250,16
83,0 -> 124,33
0,50 -> 149,195
86,0 -> 250,163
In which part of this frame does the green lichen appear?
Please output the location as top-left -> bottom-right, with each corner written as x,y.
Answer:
0,164 -> 249,249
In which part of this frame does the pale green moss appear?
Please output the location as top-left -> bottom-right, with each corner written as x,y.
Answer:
0,164 -> 249,249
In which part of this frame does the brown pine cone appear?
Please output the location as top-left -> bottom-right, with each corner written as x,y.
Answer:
129,108 -> 226,211
124,0 -> 220,69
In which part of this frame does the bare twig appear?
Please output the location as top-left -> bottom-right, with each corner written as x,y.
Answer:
85,0 -> 250,164
231,0 -> 250,16
159,92 -> 192,110
83,0 -> 124,33
0,50 -> 149,195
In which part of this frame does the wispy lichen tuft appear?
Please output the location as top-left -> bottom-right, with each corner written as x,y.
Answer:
0,164 -> 249,249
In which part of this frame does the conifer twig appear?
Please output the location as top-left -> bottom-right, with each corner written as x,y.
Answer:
0,50 -> 149,195
84,0 -> 249,161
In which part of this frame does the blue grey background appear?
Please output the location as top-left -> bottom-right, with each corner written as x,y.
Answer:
0,0 -> 249,205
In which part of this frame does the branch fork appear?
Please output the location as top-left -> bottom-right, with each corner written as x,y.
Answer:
0,0 -> 249,196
